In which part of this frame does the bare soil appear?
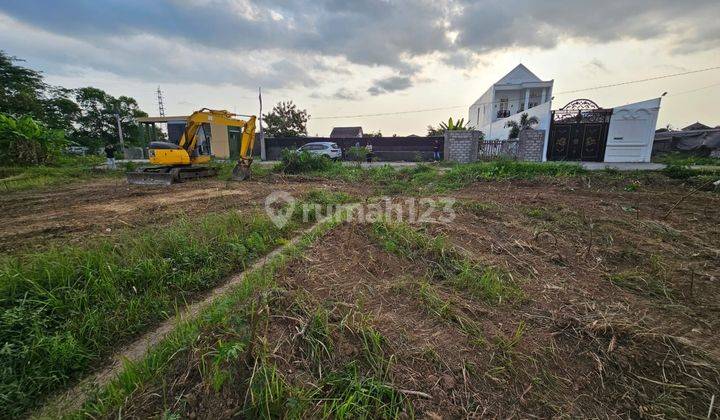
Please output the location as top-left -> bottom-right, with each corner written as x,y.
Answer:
11,173 -> 720,417
0,176 -> 362,253
109,174 -> 720,418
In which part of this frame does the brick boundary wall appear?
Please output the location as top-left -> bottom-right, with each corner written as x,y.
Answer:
518,129 -> 545,162
444,130 -> 482,163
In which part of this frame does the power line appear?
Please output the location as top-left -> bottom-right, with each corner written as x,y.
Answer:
665,80 -> 720,97
309,65 -> 720,120
553,65 -> 720,95
310,105 -> 466,120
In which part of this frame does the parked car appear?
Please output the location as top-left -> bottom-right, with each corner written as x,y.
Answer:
297,142 -> 342,160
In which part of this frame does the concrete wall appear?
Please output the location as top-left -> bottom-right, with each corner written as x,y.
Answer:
604,97 -> 661,163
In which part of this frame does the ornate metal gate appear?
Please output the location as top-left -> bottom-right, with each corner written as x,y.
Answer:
547,99 -> 612,162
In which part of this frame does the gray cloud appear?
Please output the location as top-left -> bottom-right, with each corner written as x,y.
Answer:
332,88 -> 359,100
451,0 -> 720,54
0,0 -> 718,95
367,76 -> 412,95
586,59 -> 608,73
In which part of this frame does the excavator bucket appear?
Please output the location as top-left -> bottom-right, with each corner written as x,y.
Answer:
231,162 -> 251,181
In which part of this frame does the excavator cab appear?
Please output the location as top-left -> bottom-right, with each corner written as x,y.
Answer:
127,109 -> 256,186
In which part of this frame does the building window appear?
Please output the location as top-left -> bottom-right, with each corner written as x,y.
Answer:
497,98 -> 510,118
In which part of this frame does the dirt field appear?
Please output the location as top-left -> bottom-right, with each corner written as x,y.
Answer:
83,174 -> 720,418
0,176 -> 363,253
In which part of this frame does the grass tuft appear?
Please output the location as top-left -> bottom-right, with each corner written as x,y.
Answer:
371,221 -> 523,304
320,362 -> 409,419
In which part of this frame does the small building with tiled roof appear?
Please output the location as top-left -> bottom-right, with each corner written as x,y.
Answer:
330,127 -> 363,138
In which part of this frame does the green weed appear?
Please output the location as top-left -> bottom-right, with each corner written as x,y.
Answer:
276,149 -> 337,174
320,362 -> 409,419
609,270 -> 673,300
71,206 -> 348,419
0,210 -> 305,417
371,221 -> 523,304
458,200 -> 499,217
0,156 -> 118,192
488,321 -> 526,378
418,281 -> 487,346
654,152 -> 720,167
244,362 -> 307,419
302,307 -> 334,371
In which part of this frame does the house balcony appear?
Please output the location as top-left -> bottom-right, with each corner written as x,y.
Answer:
496,110 -> 511,118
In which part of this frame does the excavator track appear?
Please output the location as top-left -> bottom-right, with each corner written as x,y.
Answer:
126,166 -> 218,186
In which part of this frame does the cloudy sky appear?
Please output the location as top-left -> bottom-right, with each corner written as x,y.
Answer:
1,0 -> 719,135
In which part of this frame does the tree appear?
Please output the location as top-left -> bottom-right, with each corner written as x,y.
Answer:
426,125 -> 443,136
427,117 -> 472,136
0,51 -> 150,152
504,113 -> 539,139
263,101 -> 308,137
0,51 -> 46,119
72,87 -> 148,150
0,113 -> 67,165
363,130 -> 382,138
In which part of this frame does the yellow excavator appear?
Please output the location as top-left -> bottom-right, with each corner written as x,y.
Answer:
127,108 -> 256,185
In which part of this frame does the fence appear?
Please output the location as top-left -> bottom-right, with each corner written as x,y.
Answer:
477,139 -> 519,160
264,136 -> 444,161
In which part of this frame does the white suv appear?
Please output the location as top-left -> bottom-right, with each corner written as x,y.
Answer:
297,142 -> 342,160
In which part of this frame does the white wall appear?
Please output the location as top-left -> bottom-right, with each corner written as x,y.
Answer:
468,88 -> 493,128
604,98 -> 661,163
480,100 -> 552,146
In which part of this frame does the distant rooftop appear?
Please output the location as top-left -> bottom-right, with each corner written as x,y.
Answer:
330,126 -> 363,138
682,122 -> 712,131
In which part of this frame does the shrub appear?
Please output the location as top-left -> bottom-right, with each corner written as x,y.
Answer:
662,164 -> 698,180
276,149 -> 334,174
0,114 -> 67,165
345,146 -> 366,163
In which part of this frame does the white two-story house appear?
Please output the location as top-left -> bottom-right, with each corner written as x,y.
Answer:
468,64 -> 554,139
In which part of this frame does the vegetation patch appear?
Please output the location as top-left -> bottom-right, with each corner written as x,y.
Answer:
270,157 -> 588,194
0,196 -> 344,417
457,200 -> 500,217
276,149 -> 336,174
554,306 -> 719,419
371,220 -> 523,304
73,216 -> 412,419
415,280 -> 487,347
654,152 -> 720,167
0,155 -> 116,192
609,270 -> 673,301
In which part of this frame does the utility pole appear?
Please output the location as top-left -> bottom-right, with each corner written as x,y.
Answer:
114,112 -> 125,152
259,87 -> 266,161
157,86 -> 166,117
